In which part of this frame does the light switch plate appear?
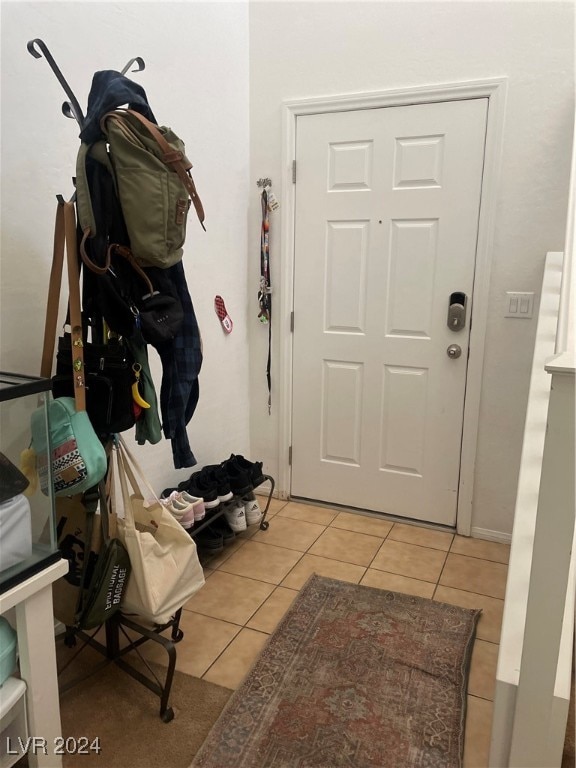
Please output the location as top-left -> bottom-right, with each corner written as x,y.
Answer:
505,291 -> 534,319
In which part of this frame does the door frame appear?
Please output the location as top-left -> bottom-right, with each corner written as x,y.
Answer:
278,78 -> 508,536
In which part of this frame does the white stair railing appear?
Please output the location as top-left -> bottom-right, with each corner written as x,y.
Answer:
490,113 -> 575,767
507,351 -> 575,767
489,252 -> 569,766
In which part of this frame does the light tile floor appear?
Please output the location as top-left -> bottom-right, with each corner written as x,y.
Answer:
141,497 -> 510,768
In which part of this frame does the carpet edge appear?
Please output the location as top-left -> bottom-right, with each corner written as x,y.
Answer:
189,573 -> 324,767
457,607 -> 483,767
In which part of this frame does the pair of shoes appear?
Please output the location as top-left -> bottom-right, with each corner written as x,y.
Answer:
173,454 -> 266,514
208,515 -> 236,544
178,466 -> 232,510
243,490 -> 263,526
193,525 -> 225,552
165,490 -> 206,528
161,490 -> 205,529
223,455 -> 266,491
222,492 -> 262,532
215,460 -> 251,497
221,498 -> 246,533
193,510 -> 236,553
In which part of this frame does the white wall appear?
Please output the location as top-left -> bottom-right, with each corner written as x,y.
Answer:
0,1 -> 250,493
248,1 -> 575,537
1,2 -> 573,537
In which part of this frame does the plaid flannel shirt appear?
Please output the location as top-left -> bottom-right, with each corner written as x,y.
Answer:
152,261 -> 203,469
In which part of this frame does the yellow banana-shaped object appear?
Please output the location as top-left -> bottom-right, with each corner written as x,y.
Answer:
20,447 -> 38,497
132,380 -> 151,409
131,364 -> 151,409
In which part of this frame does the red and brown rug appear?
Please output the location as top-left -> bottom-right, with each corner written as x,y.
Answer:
191,574 -> 480,768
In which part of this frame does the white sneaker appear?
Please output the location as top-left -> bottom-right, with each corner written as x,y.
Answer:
243,491 -> 262,526
176,491 -> 206,521
161,497 -> 196,529
164,491 -> 205,528
222,498 -> 247,532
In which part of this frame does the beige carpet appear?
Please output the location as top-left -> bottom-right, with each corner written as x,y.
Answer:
57,654 -> 231,768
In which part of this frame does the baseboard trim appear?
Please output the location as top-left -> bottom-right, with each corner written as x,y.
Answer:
251,498 -> 513,543
256,482 -> 286,500
471,526 -> 512,544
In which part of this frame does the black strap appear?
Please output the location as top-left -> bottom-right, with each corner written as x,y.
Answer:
73,486 -> 100,626
267,321 -> 271,412
258,189 -> 272,414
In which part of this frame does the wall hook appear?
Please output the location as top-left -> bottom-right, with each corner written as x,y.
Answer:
27,38 -> 85,127
121,57 -> 146,76
28,40 -> 147,128
257,178 -> 272,189
62,56 -> 145,121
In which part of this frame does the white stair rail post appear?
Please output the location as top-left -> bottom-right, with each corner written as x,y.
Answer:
488,252 -> 566,768
507,354 -> 575,767
555,109 -> 576,360
507,107 -> 576,765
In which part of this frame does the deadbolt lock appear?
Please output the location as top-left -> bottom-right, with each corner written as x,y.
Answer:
447,292 -> 468,331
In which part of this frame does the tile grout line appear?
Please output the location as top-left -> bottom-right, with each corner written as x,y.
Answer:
200,624 -> 269,685
273,521 -> 327,589
433,548 -> 451,598
303,524 -> 388,579
432,539 -> 450,600
361,521 -> 391,572
428,585 -> 506,603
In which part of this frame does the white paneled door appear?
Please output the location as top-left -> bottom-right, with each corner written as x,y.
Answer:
291,99 -> 488,526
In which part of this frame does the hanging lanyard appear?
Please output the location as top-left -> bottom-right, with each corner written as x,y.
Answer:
258,188 -> 272,413
259,190 -> 271,321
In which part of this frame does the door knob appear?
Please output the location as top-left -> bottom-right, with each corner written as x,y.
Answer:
447,344 -> 462,359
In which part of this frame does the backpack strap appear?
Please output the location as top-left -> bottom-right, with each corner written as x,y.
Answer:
108,244 -> 155,296
40,203 -> 66,379
75,141 -> 115,240
76,141 -> 116,274
102,109 -> 206,230
64,200 -> 88,412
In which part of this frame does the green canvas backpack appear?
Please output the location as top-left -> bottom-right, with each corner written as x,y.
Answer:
76,108 -> 205,270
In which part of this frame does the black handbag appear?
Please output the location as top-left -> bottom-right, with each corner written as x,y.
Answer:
138,291 -> 184,344
53,333 -> 135,435
81,243 -> 184,344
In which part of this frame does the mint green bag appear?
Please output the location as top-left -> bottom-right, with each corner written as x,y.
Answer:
31,397 -> 107,497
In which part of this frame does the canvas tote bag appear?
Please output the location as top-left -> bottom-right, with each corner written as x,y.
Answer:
114,436 -> 204,624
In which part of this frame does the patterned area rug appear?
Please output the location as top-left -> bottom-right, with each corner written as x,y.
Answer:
192,574 -> 480,768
